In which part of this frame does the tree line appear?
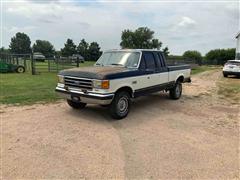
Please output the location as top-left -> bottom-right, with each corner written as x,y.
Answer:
1,32 -> 102,61
0,26 -> 236,64
182,48 -> 236,65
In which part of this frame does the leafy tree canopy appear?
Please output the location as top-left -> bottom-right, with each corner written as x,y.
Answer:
120,27 -> 169,55
183,50 -> 202,65
9,32 -> 31,54
77,39 -> 89,59
88,42 -> 102,61
32,40 -> 55,57
205,48 -> 235,65
61,39 -> 77,57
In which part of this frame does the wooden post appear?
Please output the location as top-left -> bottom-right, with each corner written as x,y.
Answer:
31,53 -> 35,75
48,58 -> 50,72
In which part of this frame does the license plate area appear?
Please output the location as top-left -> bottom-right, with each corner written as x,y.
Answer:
71,95 -> 81,102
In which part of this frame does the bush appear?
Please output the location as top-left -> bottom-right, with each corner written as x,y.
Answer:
183,50 -> 202,65
204,48 -> 235,65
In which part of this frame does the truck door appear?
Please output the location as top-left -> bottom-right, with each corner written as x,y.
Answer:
155,52 -> 169,84
140,51 -> 159,87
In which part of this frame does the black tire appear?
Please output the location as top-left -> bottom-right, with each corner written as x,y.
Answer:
223,73 -> 228,78
67,99 -> 86,109
110,91 -> 131,119
169,81 -> 182,100
16,66 -> 25,73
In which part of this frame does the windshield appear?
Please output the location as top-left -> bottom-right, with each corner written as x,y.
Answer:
95,51 -> 140,68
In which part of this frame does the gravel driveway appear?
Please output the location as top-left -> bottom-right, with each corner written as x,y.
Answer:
1,70 -> 239,179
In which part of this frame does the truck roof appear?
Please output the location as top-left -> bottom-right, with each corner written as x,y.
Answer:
105,49 -> 163,53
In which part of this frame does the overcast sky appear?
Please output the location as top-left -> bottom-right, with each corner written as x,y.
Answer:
1,0 -> 239,55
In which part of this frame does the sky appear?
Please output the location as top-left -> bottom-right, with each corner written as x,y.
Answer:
1,0 -> 239,55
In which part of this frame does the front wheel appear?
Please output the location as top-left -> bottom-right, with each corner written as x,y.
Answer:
169,81 -> 182,99
110,91 -> 131,119
67,99 -> 86,109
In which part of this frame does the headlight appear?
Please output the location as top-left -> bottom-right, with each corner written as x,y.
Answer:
58,75 -> 64,84
93,80 -> 109,89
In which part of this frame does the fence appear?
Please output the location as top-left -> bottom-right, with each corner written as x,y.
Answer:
0,53 -> 198,75
0,53 -> 81,75
166,56 -> 199,69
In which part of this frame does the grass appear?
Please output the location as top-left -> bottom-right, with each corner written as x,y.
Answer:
191,65 -> 220,75
0,61 -> 95,105
0,72 -> 60,105
217,76 -> 240,103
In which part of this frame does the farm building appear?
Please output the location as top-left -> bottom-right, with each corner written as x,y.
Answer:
236,32 -> 240,59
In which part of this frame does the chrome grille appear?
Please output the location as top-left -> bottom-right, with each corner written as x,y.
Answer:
64,76 -> 93,90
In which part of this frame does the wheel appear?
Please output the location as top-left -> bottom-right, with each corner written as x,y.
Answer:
223,73 -> 228,77
110,91 -> 131,119
67,99 -> 86,109
169,81 -> 182,99
16,66 -> 25,73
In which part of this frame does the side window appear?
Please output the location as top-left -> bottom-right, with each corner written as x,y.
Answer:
153,52 -> 161,69
143,52 -> 156,70
139,56 -> 146,70
158,53 -> 166,67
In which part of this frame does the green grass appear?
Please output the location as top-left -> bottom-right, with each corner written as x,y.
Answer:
0,72 -> 60,105
0,61 -> 95,105
217,77 -> 240,103
191,65 -> 220,75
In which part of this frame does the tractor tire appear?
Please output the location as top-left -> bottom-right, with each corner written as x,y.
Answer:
16,66 -> 25,73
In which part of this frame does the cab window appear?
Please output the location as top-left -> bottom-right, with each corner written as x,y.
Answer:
143,52 -> 156,70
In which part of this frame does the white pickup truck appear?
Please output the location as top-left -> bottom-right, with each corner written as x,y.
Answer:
56,49 -> 191,119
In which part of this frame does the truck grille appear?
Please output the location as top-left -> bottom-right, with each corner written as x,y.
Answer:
64,76 -> 93,90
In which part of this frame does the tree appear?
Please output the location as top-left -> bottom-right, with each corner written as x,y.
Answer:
32,40 -> 55,57
183,50 -> 202,65
0,47 -> 9,54
77,39 -> 89,59
205,48 -> 235,65
162,47 -> 170,57
61,39 -> 77,57
9,32 -> 31,54
120,27 -> 168,52
88,42 -> 102,61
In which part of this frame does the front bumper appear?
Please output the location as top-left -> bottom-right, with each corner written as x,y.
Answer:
223,71 -> 240,76
55,86 -> 114,105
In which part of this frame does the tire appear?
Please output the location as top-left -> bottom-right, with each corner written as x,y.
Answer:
16,66 -> 25,73
67,99 -> 86,109
223,73 -> 228,78
110,91 -> 131,119
169,81 -> 182,100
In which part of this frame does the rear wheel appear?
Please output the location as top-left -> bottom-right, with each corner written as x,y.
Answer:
16,66 -> 25,73
67,99 -> 86,109
110,91 -> 131,119
169,81 -> 182,99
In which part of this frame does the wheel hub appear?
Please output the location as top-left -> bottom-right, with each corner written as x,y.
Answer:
118,97 -> 128,113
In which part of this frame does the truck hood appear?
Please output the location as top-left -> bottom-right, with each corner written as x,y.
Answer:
59,66 -> 134,80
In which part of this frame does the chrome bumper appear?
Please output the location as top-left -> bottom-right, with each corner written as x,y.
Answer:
55,86 -> 114,105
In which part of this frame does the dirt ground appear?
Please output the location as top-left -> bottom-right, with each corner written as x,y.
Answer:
1,70 -> 239,179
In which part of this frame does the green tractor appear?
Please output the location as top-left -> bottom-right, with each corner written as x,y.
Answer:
0,61 -> 25,73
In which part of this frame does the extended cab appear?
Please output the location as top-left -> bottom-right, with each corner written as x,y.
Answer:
56,49 -> 191,119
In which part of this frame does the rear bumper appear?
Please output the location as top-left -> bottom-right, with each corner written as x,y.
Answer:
223,71 -> 240,76
55,86 -> 114,105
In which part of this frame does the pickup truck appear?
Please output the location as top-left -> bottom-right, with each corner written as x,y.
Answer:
56,49 -> 191,119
